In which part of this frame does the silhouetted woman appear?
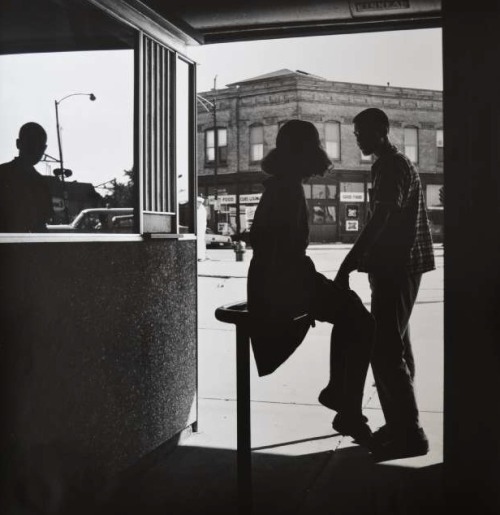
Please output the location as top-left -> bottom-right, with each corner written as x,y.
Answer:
247,120 -> 375,446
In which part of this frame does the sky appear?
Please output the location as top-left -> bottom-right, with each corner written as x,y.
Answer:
0,28 -> 442,189
188,28 -> 443,93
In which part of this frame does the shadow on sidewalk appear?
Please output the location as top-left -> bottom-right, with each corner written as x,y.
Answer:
102,442 -> 444,515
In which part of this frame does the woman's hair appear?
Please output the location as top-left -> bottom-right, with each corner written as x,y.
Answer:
261,120 -> 332,179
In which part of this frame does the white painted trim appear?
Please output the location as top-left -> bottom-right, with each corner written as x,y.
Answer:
0,233 -> 196,244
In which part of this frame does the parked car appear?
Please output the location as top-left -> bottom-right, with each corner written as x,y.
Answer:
46,208 -> 134,233
205,227 -> 232,248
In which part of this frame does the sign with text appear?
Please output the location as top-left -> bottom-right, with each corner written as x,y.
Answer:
240,193 -> 262,204
208,195 -> 236,205
340,192 -> 364,202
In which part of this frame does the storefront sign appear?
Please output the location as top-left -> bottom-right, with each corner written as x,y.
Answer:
346,204 -> 359,219
346,220 -> 359,232
208,195 -> 236,205
240,194 -> 262,204
340,192 -> 364,202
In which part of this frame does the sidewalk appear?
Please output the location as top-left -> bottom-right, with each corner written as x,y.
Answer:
107,246 -> 444,514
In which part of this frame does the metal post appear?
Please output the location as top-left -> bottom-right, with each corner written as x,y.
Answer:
236,324 -> 252,515
54,99 -> 70,223
213,75 -> 219,232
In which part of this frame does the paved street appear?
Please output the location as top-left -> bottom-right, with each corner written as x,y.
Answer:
184,243 -> 444,514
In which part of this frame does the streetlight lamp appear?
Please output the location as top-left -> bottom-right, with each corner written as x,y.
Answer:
54,92 -> 96,222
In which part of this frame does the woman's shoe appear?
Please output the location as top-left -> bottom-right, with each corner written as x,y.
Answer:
318,388 -> 339,411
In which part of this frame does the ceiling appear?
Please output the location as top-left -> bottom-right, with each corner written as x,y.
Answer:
0,0 -> 441,55
142,0 -> 442,44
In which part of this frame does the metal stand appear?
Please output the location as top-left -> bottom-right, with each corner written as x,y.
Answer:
215,302 -> 253,515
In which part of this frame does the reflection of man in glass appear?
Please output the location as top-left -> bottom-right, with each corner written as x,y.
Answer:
0,123 -> 52,232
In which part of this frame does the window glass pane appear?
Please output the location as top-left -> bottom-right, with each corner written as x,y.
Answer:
206,130 -> 214,147
404,127 -> 418,145
312,205 -> 325,224
176,58 -> 190,208
250,125 -> 263,144
326,184 -> 337,199
326,141 -> 339,160
340,182 -> 364,193
218,128 -> 227,147
436,129 -> 444,147
251,143 -> 263,162
219,145 -> 228,163
326,206 -> 336,223
325,122 -> 339,141
0,49 -> 135,233
427,184 -> 443,207
302,184 -> 311,198
312,185 -> 326,199
207,147 -> 215,161
405,145 -> 418,163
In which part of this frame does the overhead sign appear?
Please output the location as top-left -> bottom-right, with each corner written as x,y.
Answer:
340,192 -> 364,202
352,1 -> 410,14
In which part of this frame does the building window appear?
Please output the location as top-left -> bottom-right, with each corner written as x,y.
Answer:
325,121 -> 340,160
404,127 -> 419,163
309,184 -> 337,225
250,124 -> 264,162
436,129 -> 444,164
426,184 -> 443,208
205,128 -> 228,165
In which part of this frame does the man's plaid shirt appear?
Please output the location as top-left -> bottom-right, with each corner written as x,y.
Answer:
358,144 -> 435,275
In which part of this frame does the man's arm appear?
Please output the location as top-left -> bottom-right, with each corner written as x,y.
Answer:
335,203 -> 392,288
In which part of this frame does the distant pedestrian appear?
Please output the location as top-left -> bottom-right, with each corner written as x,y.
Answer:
248,120 -> 375,447
336,108 -> 435,460
0,122 -> 53,232
197,196 -> 207,261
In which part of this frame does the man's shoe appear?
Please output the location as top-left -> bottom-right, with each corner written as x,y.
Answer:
370,426 -> 429,461
372,424 -> 392,445
332,414 -> 373,448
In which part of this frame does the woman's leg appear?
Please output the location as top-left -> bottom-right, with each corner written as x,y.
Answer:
312,273 -> 375,419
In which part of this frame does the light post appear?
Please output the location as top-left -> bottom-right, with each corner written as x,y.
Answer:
54,92 -> 96,222
197,79 -> 220,232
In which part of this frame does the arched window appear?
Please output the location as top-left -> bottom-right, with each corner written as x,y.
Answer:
404,126 -> 419,163
250,124 -> 264,162
325,121 -> 340,160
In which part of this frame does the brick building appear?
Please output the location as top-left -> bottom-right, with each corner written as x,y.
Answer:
197,69 -> 443,243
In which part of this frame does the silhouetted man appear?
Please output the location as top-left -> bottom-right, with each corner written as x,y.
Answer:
335,108 -> 435,460
0,122 -> 52,232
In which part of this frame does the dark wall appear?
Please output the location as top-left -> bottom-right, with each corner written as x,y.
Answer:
443,4 -> 500,513
0,239 -> 197,507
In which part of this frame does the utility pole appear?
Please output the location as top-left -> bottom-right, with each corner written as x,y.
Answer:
213,75 -> 219,232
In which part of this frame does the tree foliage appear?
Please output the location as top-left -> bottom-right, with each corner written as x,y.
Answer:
103,168 -> 135,207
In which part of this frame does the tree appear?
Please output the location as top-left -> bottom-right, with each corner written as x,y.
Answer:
103,168 -> 135,207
